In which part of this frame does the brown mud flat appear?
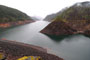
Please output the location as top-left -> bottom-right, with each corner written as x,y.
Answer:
0,40 -> 63,60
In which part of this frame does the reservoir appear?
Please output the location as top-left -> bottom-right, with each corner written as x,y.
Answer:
0,21 -> 90,60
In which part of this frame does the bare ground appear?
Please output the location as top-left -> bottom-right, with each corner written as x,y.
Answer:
0,40 -> 63,60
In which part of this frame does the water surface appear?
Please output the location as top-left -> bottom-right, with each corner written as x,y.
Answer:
0,21 -> 90,60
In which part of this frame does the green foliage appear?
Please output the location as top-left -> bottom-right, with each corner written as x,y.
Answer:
54,2 -> 90,21
0,5 -> 32,23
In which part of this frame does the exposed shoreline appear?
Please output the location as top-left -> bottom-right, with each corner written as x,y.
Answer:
0,40 -> 63,60
0,39 -> 47,53
0,20 -> 34,28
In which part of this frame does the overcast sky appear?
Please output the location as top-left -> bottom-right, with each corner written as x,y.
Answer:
0,0 -> 90,19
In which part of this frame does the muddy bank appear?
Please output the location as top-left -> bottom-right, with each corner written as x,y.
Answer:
0,20 -> 34,28
0,20 -> 34,32
0,40 -> 63,60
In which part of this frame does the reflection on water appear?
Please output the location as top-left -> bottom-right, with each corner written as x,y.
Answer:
45,34 -> 70,42
0,21 -> 90,60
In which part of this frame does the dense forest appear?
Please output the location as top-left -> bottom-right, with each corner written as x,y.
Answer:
55,1 -> 90,21
0,5 -> 32,23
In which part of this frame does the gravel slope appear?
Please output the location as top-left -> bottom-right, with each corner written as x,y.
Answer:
0,40 -> 63,60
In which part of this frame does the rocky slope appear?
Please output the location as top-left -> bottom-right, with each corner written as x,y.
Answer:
0,40 -> 63,60
41,21 -> 77,35
41,1 -> 90,35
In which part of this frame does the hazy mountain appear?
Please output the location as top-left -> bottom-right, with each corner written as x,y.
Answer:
31,16 -> 41,21
44,8 -> 67,22
44,13 -> 56,22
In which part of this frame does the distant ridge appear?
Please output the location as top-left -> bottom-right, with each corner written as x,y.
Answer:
44,8 -> 67,22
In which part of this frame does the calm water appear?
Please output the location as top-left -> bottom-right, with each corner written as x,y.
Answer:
0,21 -> 90,60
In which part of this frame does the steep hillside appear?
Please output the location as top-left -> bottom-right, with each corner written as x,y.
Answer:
0,5 -> 33,23
41,1 -> 90,35
41,20 -> 76,35
0,5 -> 34,28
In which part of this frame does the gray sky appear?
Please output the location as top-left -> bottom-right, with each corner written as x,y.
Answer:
0,0 -> 90,18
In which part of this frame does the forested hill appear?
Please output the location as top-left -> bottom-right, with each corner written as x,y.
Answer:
41,1 -> 90,36
44,1 -> 90,22
0,5 -> 32,23
55,1 -> 90,21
